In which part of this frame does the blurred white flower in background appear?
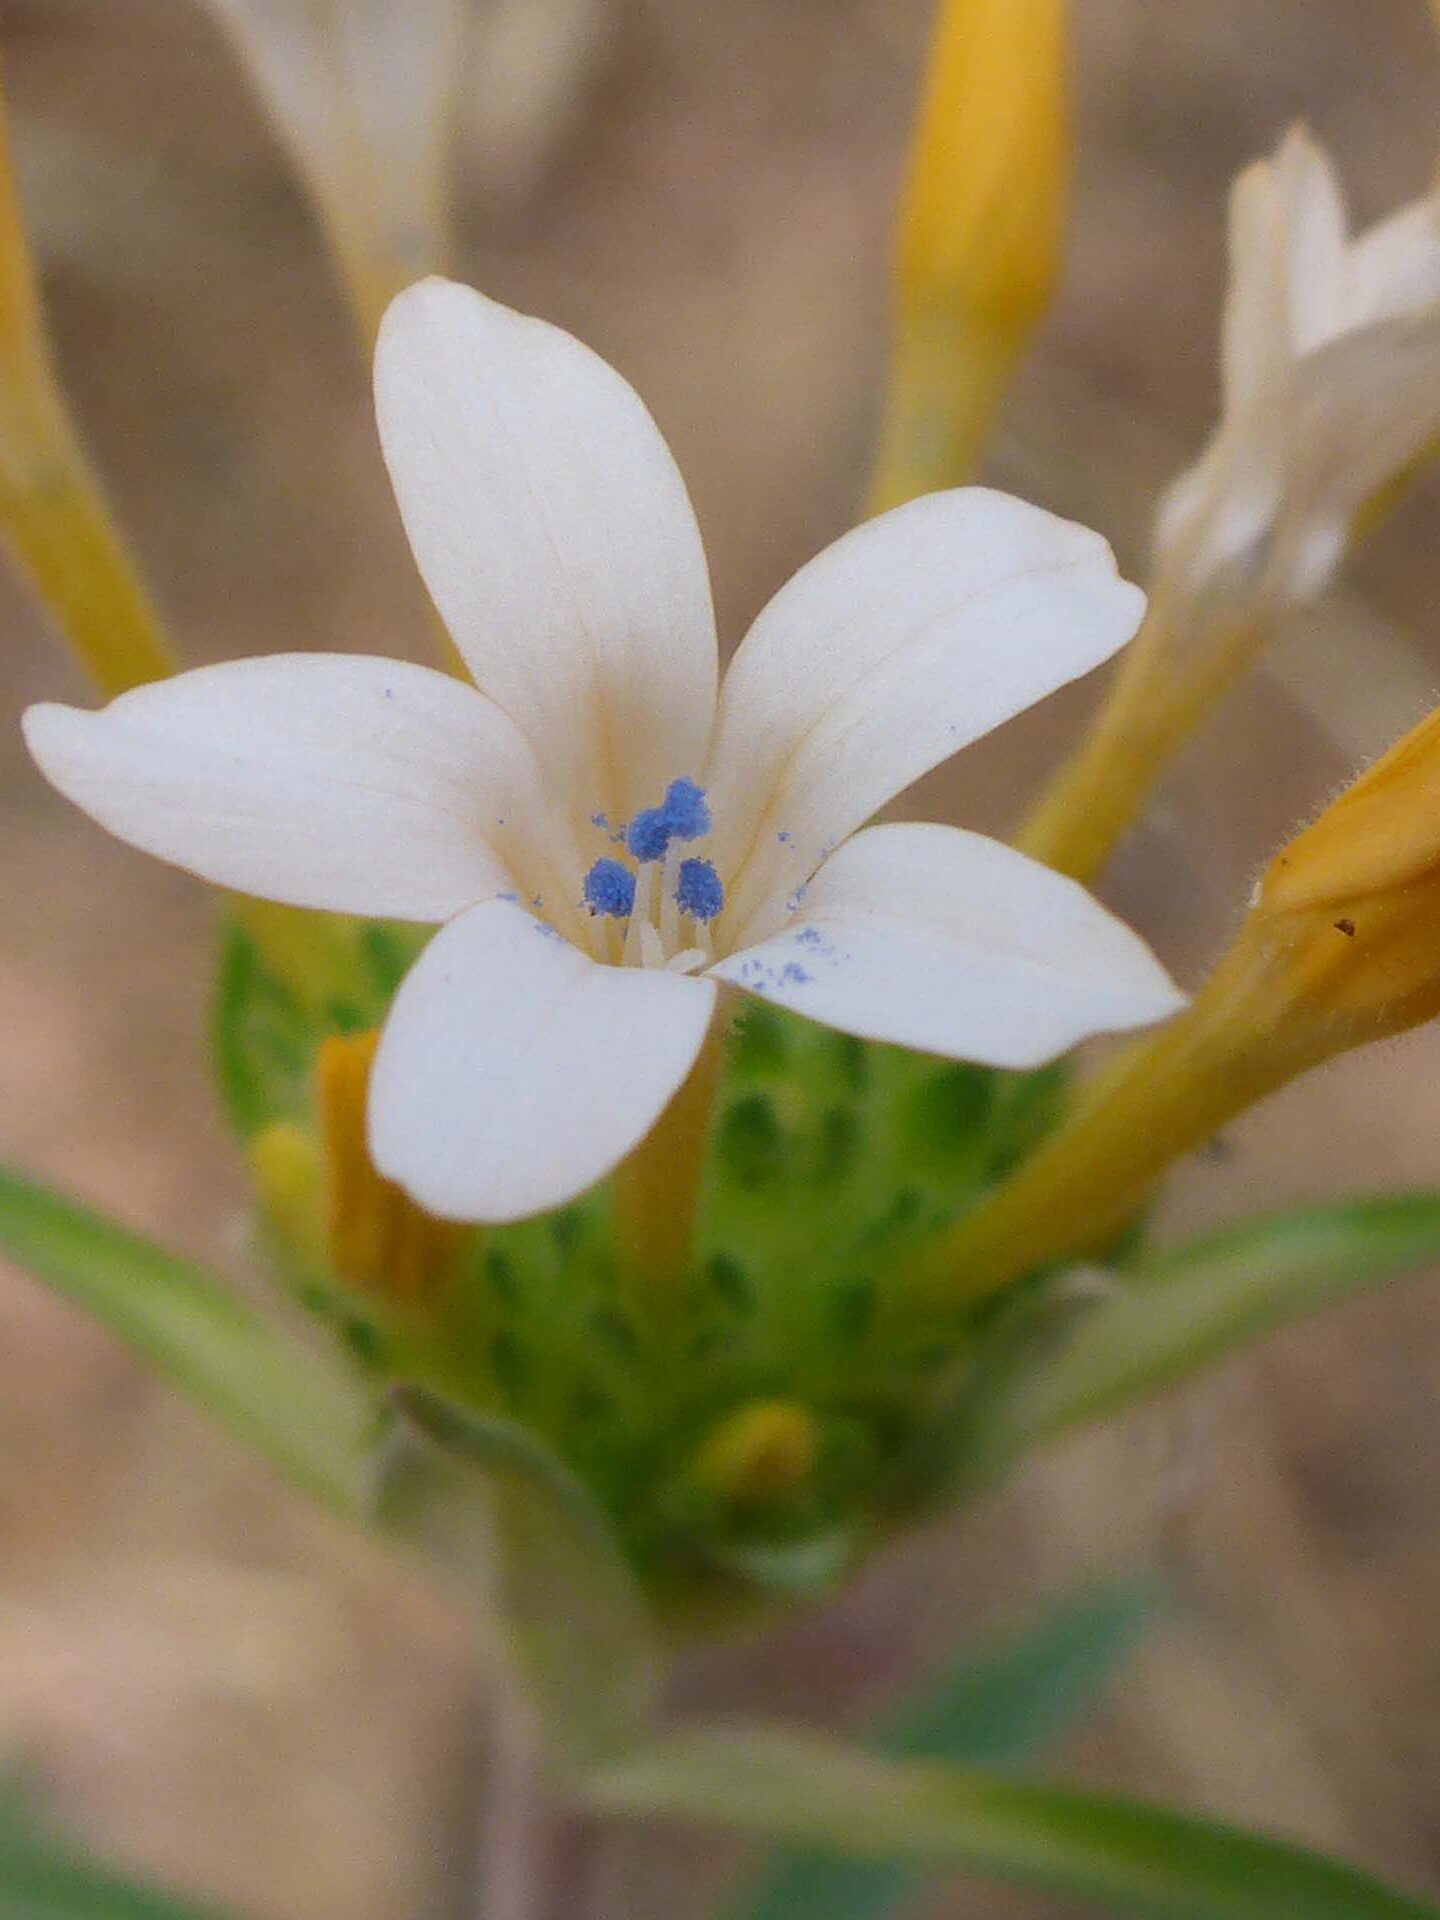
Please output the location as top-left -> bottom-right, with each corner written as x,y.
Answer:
199,0 -> 619,336
465,0 -> 614,212
1157,126 -> 1440,606
201,0 -> 468,339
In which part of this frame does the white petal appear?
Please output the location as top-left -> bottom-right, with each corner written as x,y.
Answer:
1153,131 -> 1339,591
1219,149 -> 1297,427
705,490 -> 1145,946
369,898 -> 717,1222
374,278 -> 718,824
709,822 -> 1184,1069
1281,309 -> 1440,598
23,654 -> 569,922
1152,430 -> 1283,596
1348,194 -> 1440,325
1270,127 -> 1350,353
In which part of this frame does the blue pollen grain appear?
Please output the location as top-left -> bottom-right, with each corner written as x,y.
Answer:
663,777 -> 712,841
676,857 -> 724,922
582,857 -> 637,919
626,806 -> 672,863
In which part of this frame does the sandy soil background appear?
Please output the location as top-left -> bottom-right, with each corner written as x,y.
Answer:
4,0 -> 1440,1914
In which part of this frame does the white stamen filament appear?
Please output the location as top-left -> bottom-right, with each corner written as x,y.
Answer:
659,840 -> 682,954
623,862 -> 656,967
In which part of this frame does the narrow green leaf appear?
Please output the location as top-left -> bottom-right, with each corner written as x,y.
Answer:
986,1194 -> 1440,1463
0,1794 -> 238,1920
376,1386 -> 657,1765
586,1722 -> 1438,1920
727,1581 -> 1154,1920
0,1166 -> 374,1513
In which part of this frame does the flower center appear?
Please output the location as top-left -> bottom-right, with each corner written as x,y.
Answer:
581,778 -> 724,971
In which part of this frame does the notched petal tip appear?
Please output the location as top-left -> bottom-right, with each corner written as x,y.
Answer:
21,698 -> 92,780
22,698 -> 140,827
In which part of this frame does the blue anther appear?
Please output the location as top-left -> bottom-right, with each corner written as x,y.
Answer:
663,777 -> 711,841
675,857 -> 725,922
582,857 -> 637,919
626,806 -> 672,863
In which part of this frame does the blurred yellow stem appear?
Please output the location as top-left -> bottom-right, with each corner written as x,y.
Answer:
1014,588 -> 1274,885
0,65 -> 175,694
865,320 -> 1017,518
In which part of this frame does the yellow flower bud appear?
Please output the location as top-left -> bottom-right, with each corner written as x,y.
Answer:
1255,705 -> 1440,1037
867,0 -> 1067,514
922,704 -> 1440,1303
1265,705 -> 1440,911
692,1400 -> 820,1509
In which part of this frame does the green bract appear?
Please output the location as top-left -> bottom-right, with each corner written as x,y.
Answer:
216,913 -> 1073,1613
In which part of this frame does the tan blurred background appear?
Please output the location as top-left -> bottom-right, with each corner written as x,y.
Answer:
4,0 -> 1440,1914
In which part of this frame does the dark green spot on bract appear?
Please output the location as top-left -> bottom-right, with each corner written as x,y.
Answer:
687,1324 -> 732,1363
860,1188 -> 922,1247
717,1094 -> 786,1187
829,1032 -> 869,1094
549,1207 -> 583,1256
342,1316 -> 386,1368
814,1105 -> 860,1184
895,1337 -> 952,1374
485,1248 -> 520,1306
592,1305 -> 639,1355
833,1275 -> 877,1340
491,1327 -> 530,1397
571,1377 -> 613,1423
707,1253 -> 755,1312
730,1003 -> 789,1077
901,1063 -> 994,1163
361,921 -> 424,997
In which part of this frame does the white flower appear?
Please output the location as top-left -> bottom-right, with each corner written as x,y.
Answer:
201,0 -> 464,332
1157,127 -> 1440,605
24,279 -> 1183,1224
